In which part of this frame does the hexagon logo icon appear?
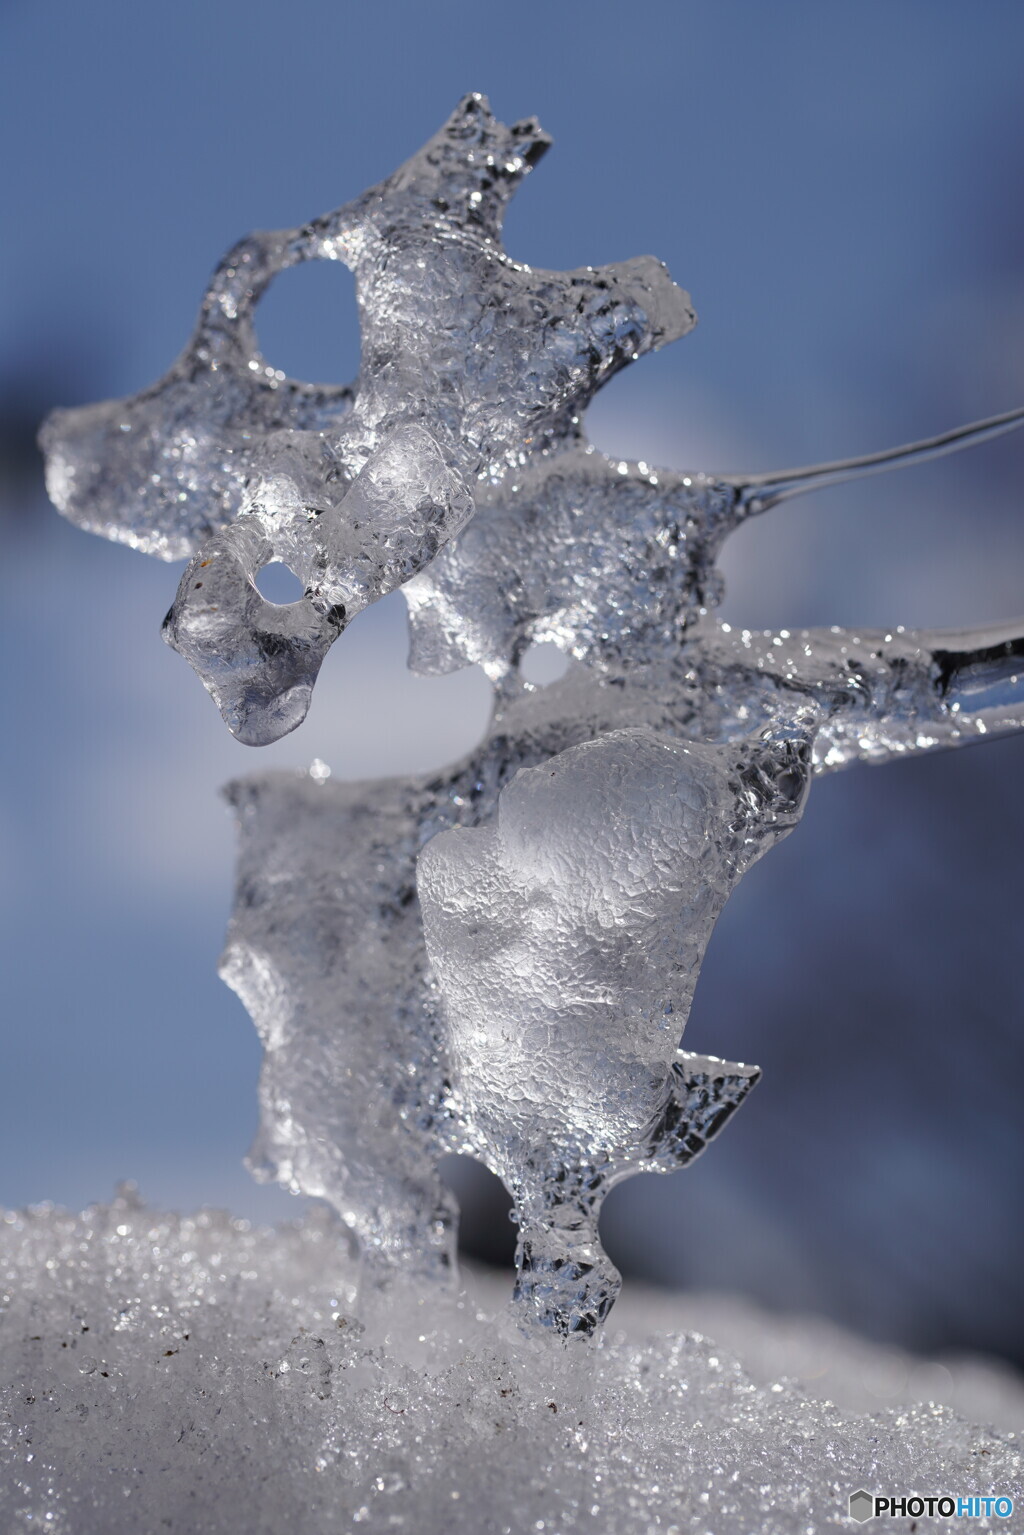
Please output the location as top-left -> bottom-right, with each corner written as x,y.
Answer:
848,1490 -> 874,1522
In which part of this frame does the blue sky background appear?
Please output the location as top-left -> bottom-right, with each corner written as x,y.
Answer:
2,0 -> 1024,1363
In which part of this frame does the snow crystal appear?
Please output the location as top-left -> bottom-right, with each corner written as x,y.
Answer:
2,1194 -> 1020,1535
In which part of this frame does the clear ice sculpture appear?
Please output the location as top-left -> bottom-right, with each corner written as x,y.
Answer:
40,93 -> 691,744
41,94 -> 1024,1338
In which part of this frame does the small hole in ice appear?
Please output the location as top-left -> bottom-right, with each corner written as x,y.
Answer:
520,641 -> 570,686
255,561 -> 305,605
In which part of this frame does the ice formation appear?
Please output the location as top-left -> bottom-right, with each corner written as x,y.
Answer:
40,94 -> 692,744
224,612 -> 1024,1332
418,728 -> 802,1334
38,95 -> 1024,1344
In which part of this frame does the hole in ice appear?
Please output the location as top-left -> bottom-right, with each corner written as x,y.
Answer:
304,595 -> 493,777
255,560 -> 305,605
439,1153 -> 517,1272
254,258 -> 360,387
520,641 -> 570,685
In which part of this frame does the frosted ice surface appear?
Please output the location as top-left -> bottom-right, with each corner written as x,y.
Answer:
221,773 -> 457,1285
40,94 -> 693,743
221,753 -> 768,1326
403,446 -> 738,679
222,611 -> 1024,1327
419,728 -> 807,1333
2,1195 -> 1021,1535
40,83 -> 1024,743
402,418 -> 1024,685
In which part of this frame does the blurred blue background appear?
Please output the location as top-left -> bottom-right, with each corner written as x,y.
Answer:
2,0 -> 1023,1365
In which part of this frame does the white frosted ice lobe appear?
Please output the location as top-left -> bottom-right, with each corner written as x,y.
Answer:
40,94 -> 694,744
221,770 -> 457,1286
418,728 -> 807,1334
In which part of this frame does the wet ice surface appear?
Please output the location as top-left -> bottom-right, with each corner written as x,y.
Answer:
2,1194 -> 1021,1535
40,94 -> 693,745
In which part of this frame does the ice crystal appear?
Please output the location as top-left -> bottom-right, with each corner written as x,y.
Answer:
39,94 -> 1024,1339
419,728 -> 802,1333
41,94 -> 692,744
